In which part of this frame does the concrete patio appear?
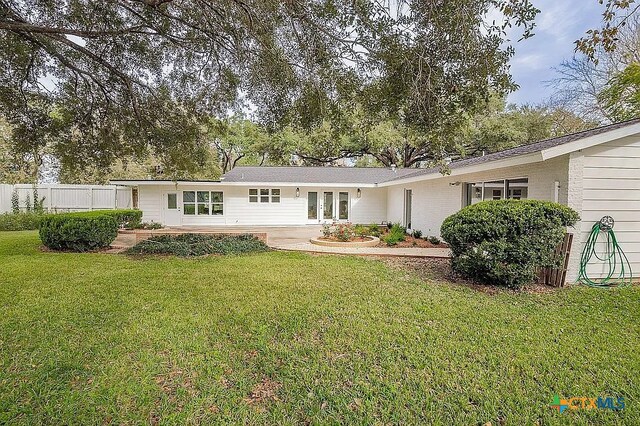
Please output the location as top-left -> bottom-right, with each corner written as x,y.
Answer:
111,225 -> 452,258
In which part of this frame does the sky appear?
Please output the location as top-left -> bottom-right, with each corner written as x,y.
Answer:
506,0 -> 603,106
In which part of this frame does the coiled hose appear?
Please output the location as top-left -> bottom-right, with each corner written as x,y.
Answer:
578,216 -> 632,288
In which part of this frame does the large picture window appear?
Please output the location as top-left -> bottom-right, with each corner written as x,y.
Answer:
183,191 -> 223,215
463,178 -> 528,207
249,188 -> 281,203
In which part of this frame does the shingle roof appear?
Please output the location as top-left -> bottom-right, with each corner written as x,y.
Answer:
387,117 -> 640,182
222,165 -> 418,184
221,118 -> 640,185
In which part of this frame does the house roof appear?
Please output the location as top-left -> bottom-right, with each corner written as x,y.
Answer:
221,165 -> 419,185
112,118 -> 640,187
383,117 -> 640,184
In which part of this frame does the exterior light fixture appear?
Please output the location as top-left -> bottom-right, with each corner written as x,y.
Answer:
357,188 -> 361,198
295,187 -> 300,198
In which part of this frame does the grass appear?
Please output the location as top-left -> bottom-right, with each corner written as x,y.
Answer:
0,231 -> 639,425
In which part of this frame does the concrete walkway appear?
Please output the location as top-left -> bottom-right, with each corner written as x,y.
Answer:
272,241 -> 451,258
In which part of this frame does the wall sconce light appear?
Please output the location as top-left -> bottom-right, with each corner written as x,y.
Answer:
295,187 -> 300,198
449,181 -> 461,186
357,188 -> 361,198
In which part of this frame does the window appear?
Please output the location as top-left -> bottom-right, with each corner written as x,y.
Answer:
167,193 -> 177,209
249,188 -> 281,203
249,189 -> 258,203
211,191 -> 223,215
463,178 -> 528,206
308,192 -> 318,219
183,191 -> 196,215
338,192 -> 349,220
183,191 -> 223,215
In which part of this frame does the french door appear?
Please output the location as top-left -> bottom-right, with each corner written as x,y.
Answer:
307,191 -> 349,223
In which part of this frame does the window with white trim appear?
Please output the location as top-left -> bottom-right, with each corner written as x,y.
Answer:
183,191 -> 223,215
463,178 -> 528,206
249,188 -> 281,203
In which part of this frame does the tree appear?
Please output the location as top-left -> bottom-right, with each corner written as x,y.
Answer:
454,99 -> 598,158
0,0 -> 539,175
550,14 -> 640,123
206,117 -> 272,174
599,62 -> 640,120
577,0 -> 640,62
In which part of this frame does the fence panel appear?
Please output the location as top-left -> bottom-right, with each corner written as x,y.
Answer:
0,184 -> 132,213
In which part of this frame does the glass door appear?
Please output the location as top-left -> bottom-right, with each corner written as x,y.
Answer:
307,192 -> 318,221
323,191 -> 334,220
403,189 -> 412,229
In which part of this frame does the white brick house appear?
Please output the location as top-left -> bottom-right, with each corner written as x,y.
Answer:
112,118 -> 640,282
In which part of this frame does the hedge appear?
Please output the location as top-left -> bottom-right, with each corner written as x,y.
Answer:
38,209 -> 141,252
0,213 -> 44,231
74,209 -> 142,229
126,233 -> 270,257
440,200 -> 579,288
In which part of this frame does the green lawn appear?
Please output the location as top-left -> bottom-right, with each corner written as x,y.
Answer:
1,231 -> 639,425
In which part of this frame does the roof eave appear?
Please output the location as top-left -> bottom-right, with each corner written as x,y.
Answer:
379,152 -> 544,187
110,180 -> 378,188
540,122 -> 640,160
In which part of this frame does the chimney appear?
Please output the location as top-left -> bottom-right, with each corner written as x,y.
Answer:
390,164 -> 397,173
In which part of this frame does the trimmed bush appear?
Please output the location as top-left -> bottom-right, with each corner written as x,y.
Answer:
0,213 -> 44,231
383,223 -> 406,246
126,234 -> 270,257
427,235 -> 441,245
440,200 -> 579,288
72,209 -> 142,229
39,212 -> 119,251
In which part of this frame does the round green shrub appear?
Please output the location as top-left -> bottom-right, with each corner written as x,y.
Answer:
440,200 -> 579,288
39,212 -> 119,252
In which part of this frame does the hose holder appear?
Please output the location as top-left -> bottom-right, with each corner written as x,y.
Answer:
599,215 -> 615,232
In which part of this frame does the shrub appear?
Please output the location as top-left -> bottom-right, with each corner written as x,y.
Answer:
412,229 -> 423,239
130,221 -> 163,230
367,224 -> 382,237
354,224 -> 368,237
126,233 -> 269,257
320,223 -> 356,241
440,200 -> 579,288
0,213 -> 44,231
383,223 -> 406,246
333,223 -> 355,241
11,190 -> 19,214
427,236 -> 441,245
104,209 -> 142,229
39,212 -> 119,251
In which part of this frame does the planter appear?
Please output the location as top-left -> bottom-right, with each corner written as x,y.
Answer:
310,236 -> 380,247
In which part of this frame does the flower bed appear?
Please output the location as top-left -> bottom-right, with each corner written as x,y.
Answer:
314,223 -> 447,248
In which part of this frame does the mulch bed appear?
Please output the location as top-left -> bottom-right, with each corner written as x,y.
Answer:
378,256 -> 559,295
318,236 -> 375,243
376,235 -> 447,249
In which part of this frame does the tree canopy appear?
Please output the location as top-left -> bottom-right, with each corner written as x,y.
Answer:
1,0 -> 540,178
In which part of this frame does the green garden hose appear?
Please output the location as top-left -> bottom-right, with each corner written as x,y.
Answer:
578,216 -> 632,288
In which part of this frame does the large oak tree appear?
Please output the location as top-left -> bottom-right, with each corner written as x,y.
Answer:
1,0 -> 539,175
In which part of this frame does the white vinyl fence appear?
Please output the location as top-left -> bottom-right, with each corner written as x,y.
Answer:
0,184 -> 132,213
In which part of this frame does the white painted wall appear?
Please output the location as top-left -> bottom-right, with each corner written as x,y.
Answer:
137,184 -> 387,226
567,135 -> 640,280
386,156 -> 570,237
